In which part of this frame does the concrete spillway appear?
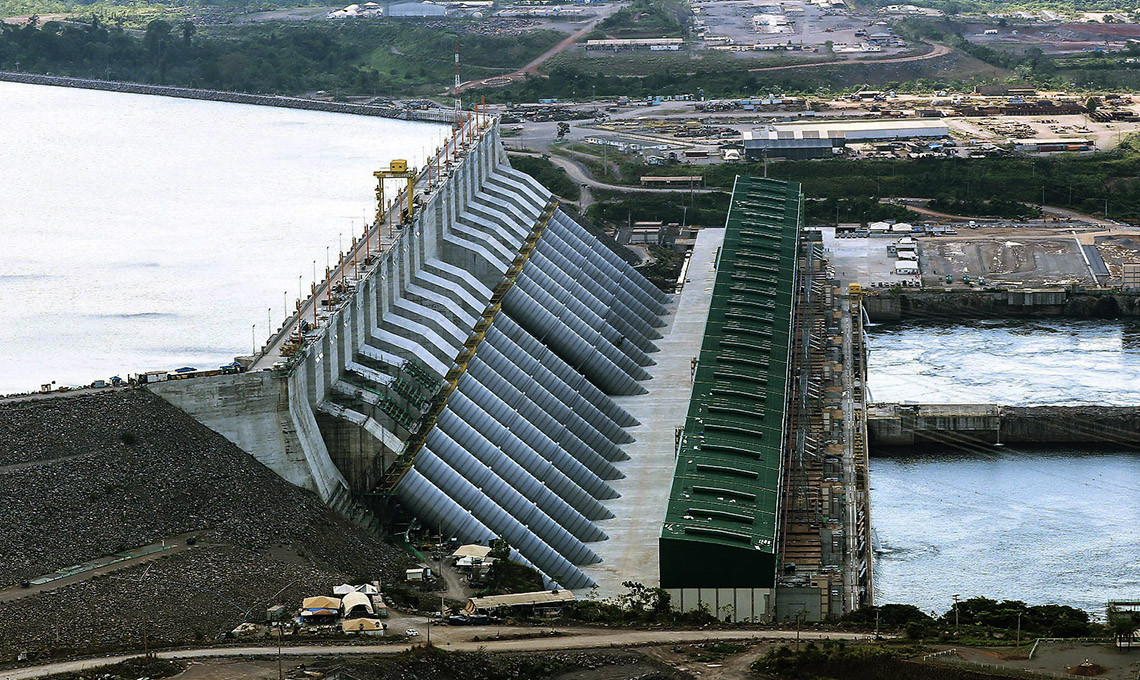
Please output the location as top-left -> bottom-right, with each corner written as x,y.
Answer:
152,123 -> 670,589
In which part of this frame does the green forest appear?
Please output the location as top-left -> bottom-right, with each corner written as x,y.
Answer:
0,18 -> 563,95
606,139 -> 1140,221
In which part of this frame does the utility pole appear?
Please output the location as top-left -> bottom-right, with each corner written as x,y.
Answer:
952,593 -> 961,631
276,623 -> 283,680
1016,613 -> 1022,649
252,324 -> 257,356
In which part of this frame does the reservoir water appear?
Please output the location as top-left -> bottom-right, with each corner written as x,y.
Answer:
868,320 -> 1140,615
0,81 -> 445,394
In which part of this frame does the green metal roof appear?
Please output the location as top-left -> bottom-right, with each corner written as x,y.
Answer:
660,175 -> 801,589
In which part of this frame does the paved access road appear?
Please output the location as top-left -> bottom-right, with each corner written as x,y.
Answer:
1,628 -> 876,680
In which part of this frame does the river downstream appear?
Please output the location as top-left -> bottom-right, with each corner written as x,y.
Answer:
0,81 -> 445,395
867,320 -> 1140,615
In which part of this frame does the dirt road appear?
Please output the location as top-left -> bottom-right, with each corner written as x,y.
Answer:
456,7 -> 617,93
748,42 -> 952,73
1,628 -> 876,680
0,533 -> 199,604
544,154 -> 722,202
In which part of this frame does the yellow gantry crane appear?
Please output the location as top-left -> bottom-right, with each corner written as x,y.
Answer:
374,159 -> 416,227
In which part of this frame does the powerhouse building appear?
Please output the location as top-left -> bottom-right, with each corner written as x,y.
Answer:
660,176 -> 801,617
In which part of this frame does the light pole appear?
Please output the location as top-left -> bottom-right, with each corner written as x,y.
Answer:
251,324 -> 257,355
952,593 -> 961,631
1016,612 -> 1022,649
276,622 -> 283,680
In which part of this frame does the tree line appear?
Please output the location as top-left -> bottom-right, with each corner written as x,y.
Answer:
0,17 -> 562,96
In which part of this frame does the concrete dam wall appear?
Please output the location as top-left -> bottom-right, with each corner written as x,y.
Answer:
864,289 -> 1140,322
152,124 -> 671,591
868,403 -> 1140,447
0,71 -> 456,123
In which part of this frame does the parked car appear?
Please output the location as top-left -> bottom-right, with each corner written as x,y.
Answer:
405,628 -> 419,637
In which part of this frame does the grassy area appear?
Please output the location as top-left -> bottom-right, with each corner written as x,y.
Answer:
543,49 -> 834,79
357,26 -> 565,92
592,0 -> 689,39
509,153 -> 581,201
927,197 -> 1041,218
475,47 -> 1006,102
586,188 -> 730,228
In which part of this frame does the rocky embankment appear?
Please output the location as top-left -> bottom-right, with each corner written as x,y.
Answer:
0,390 -> 411,659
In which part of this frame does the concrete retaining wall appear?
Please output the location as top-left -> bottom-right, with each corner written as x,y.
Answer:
0,71 -> 456,123
868,403 -> 1140,447
1001,406 -> 1140,444
864,289 -> 1140,322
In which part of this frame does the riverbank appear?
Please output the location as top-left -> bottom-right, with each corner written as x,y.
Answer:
0,72 -> 456,123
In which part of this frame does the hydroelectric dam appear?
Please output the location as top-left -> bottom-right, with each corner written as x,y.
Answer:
31,113 -> 873,621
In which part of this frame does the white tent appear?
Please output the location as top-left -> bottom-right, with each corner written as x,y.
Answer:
342,591 -> 375,617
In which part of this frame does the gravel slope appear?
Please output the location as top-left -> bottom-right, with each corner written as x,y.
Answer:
0,389 -> 410,659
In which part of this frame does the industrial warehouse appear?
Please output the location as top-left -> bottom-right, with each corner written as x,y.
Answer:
742,119 -> 950,159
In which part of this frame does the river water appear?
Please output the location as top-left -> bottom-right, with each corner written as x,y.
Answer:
868,320 -> 1140,615
0,81 -> 445,394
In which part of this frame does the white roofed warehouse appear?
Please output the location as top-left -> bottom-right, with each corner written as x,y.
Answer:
749,119 -> 948,145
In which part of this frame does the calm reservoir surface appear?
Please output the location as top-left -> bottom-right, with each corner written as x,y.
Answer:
868,320 -> 1140,614
0,81 -> 445,394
